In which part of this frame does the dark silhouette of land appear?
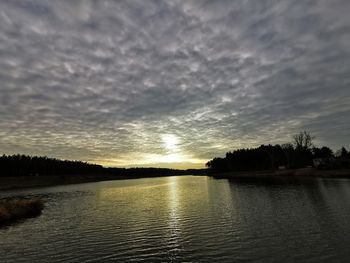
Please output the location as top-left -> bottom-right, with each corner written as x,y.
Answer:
0,154 -> 206,190
0,132 -> 349,189
207,131 -> 350,179
0,198 -> 44,226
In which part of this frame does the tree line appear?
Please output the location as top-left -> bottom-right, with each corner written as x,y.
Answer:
206,131 -> 350,172
0,154 -> 105,177
0,154 -> 206,177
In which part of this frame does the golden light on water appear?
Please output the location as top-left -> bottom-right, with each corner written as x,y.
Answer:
167,176 -> 182,245
168,176 -> 179,210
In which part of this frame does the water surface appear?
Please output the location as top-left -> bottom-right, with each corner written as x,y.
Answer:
1,176 -> 350,262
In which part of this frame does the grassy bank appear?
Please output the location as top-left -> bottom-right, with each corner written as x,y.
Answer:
0,199 -> 44,226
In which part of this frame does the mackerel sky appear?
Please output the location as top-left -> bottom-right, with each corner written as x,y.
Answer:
0,0 -> 350,168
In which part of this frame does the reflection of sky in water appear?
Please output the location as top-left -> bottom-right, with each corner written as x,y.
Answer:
1,176 -> 350,262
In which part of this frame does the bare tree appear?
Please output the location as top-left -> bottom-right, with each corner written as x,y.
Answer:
293,131 -> 315,150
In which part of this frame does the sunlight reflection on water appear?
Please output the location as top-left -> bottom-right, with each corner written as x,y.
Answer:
1,176 -> 350,262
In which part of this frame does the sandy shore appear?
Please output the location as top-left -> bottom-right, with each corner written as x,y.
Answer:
211,168 -> 350,179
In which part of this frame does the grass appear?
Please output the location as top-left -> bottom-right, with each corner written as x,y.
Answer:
0,198 -> 44,226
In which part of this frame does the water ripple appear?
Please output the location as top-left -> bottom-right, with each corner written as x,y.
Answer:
1,176 -> 350,262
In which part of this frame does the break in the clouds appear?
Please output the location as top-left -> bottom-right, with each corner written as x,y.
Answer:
0,0 -> 350,168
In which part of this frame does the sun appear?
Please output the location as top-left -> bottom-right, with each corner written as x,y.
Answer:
162,134 -> 179,151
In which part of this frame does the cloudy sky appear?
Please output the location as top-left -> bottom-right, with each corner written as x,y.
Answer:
0,0 -> 349,168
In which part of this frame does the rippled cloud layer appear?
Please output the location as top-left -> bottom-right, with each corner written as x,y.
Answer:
0,0 -> 349,168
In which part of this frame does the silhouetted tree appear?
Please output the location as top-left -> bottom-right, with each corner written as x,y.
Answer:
281,143 -> 295,168
291,131 -> 314,168
206,157 -> 228,172
0,154 -> 104,177
340,147 -> 349,158
293,131 -> 314,150
0,154 -> 206,177
207,144 -> 290,172
206,131 -> 337,172
312,146 -> 334,158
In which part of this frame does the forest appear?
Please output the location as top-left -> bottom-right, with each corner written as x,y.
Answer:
0,154 -> 205,177
206,131 -> 350,172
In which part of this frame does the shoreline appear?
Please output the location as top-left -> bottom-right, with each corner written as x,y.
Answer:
0,174 -> 193,191
0,174 -> 149,191
1,168 -> 350,191
210,168 -> 350,179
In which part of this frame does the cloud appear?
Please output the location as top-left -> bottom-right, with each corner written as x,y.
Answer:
0,0 -> 350,167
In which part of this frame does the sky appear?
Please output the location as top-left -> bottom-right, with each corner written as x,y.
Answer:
0,0 -> 350,169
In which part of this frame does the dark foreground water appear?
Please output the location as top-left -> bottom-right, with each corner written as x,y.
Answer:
1,176 -> 350,262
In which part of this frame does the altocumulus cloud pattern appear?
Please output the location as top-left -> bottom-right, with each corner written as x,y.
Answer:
0,0 -> 349,168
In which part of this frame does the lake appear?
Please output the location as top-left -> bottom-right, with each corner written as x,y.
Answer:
1,176 -> 350,262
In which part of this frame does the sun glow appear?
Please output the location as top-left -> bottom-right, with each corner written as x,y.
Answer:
162,134 -> 179,151
89,133 -> 207,168
160,134 -> 184,163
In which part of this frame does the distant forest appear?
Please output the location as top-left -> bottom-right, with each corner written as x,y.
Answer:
2,131 -> 349,177
206,131 -> 350,172
0,155 -> 205,177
